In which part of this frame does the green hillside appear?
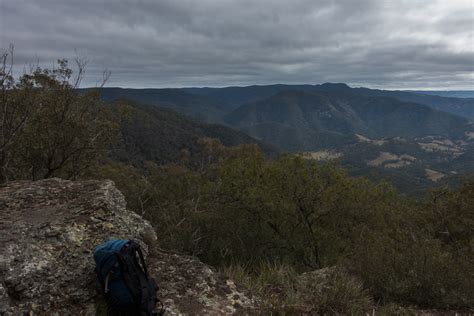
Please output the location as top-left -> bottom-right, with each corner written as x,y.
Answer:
224,90 -> 472,151
109,100 -> 278,167
90,85 -> 474,194
85,87 -> 228,122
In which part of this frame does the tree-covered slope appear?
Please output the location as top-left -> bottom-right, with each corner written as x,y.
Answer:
347,86 -> 474,120
223,90 -> 472,151
109,100 -> 278,166
87,87 -> 228,122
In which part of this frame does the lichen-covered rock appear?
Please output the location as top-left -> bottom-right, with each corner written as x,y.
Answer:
0,178 -> 256,315
150,251 -> 254,315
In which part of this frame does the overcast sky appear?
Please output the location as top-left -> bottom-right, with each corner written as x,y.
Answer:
1,0 -> 473,89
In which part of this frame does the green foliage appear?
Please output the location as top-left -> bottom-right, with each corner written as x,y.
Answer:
348,180 -> 474,309
99,144 -> 473,310
107,100 -> 278,168
0,55 -> 116,182
4,54 -> 472,311
91,84 -> 474,196
206,152 -> 405,269
87,160 -> 150,213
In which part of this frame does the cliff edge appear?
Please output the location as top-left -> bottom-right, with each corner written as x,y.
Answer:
0,178 -> 256,315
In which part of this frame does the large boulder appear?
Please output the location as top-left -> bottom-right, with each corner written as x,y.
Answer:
0,178 -> 256,315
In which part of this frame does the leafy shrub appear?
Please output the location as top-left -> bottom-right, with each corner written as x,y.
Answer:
92,112 -> 473,310
0,55 -> 115,182
347,180 -> 474,309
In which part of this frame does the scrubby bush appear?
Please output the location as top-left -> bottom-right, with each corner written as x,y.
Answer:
348,180 -> 474,309
221,263 -> 372,314
0,50 -> 115,182
100,142 -> 473,310
296,268 -> 373,315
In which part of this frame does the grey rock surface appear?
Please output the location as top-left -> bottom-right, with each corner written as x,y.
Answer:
0,178 -> 256,315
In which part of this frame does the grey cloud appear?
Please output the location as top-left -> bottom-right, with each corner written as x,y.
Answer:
0,0 -> 472,89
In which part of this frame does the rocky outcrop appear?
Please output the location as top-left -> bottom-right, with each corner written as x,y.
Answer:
0,178 -> 256,315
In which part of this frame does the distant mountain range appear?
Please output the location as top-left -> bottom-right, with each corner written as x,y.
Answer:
223,89 -> 471,151
89,83 -> 474,120
86,84 -> 474,193
408,90 -> 474,99
185,83 -> 474,120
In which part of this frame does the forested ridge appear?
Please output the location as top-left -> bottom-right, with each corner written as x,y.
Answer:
92,83 -> 474,196
1,57 -> 472,313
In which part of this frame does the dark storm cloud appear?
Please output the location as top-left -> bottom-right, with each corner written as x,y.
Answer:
0,0 -> 472,89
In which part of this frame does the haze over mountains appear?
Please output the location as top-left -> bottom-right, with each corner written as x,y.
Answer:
409,91 -> 474,99
94,83 -> 474,121
223,89 -> 471,150
89,83 -> 474,194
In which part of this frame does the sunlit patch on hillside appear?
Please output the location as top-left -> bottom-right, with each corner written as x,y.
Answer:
417,136 -> 464,157
356,134 -> 387,146
425,168 -> 445,182
367,152 -> 416,168
299,150 -> 343,161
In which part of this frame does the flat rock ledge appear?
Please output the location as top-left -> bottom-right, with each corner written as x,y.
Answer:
0,178 -> 256,315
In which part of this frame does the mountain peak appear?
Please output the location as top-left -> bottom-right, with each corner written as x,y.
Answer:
318,83 -> 352,91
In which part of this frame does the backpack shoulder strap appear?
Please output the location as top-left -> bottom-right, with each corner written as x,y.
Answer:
117,241 -> 160,315
129,242 -> 155,311
104,263 -> 118,294
133,242 -> 149,278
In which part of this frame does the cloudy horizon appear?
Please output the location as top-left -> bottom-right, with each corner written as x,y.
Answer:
1,0 -> 473,90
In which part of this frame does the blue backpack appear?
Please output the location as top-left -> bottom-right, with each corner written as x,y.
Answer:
93,239 -> 161,315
